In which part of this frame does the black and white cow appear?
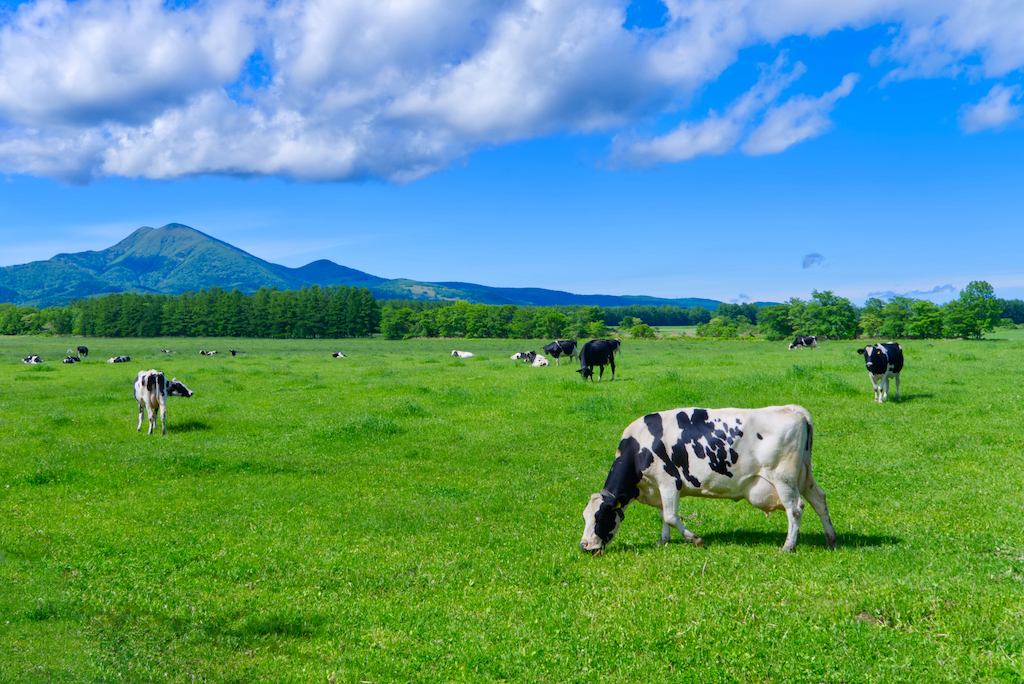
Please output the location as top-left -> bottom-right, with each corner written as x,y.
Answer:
77,346 -> 89,357
107,356 -> 131,363
332,352 -> 347,358
134,369 -> 194,435
199,350 -> 218,356
161,350 -> 176,354
510,352 -> 530,360
63,356 -> 80,363
22,355 -> 42,364
856,343 -> 904,402
789,336 -> 818,350
542,339 -> 578,367
576,338 -> 621,381
580,405 -> 837,554
523,351 -> 549,367
451,350 -> 475,359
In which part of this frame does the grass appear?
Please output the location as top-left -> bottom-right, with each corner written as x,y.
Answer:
2,335 -> 1024,682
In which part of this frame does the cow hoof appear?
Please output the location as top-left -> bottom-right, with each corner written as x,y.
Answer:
693,537 -> 704,548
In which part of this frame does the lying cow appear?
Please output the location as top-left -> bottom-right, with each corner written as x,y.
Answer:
451,350 -> 475,359
161,350 -> 176,354
63,356 -> 80,364
577,338 -> 621,381
510,352 -> 530,360
332,352 -> 347,358
107,356 -> 131,363
542,339 -> 577,366
580,405 -> 837,553
856,343 -> 903,402
199,350 -> 218,356
789,335 -> 818,350
230,349 -> 245,356
22,355 -> 42,364
134,369 -> 194,435
524,351 -> 549,367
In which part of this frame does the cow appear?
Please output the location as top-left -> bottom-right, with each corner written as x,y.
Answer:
134,369 -> 194,435
524,351 -> 549,367
542,339 -> 578,367
22,355 -> 42,364
77,346 -> 89,357
161,350 -> 176,354
856,343 -> 904,403
576,338 -> 621,381
107,356 -> 131,363
789,336 -> 818,350
332,352 -> 347,358
510,352 -> 530,360
451,350 -> 475,359
199,350 -> 218,356
63,356 -> 80,364
580,405 -> 837,554
230,349 -> 245,356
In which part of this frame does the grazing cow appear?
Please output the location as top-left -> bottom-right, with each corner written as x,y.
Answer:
576,338 -> 621,381
542,339 -> 578,367
22,355 -> 42,364
77,346 -> 89,357
789,336 -> 818,350
332,352 -> 347,358
63,356 -> 80,363
580,405 -> 837,554
856,343 -> 904,403
451,350 -> 475,359
107,356 -> 131,363
199,350 -> 218,356
134,369 -> 194,435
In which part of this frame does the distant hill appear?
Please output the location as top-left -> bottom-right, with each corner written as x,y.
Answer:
0,223 -> 724,310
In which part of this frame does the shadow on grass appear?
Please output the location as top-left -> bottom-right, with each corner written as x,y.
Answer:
603,530 -> 901,554
168,419 -> 211,432
892,393 -> 934,403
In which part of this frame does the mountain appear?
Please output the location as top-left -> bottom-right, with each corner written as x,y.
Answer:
0,223 -> 722,309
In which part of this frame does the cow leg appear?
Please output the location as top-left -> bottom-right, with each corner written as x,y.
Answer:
597,365 -> 604,381
869,374 -> 882,402
657,488 -> 703,547
610,356 -> 615,380
802,479 -> 838,549
775,482 -> 805,551
147,406 -> 156,435
882,375 -> 890,402
137,403 -> 144,431
160,404 -> 167,435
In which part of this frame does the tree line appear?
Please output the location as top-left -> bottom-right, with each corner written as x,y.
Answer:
1,280 -> 1018,340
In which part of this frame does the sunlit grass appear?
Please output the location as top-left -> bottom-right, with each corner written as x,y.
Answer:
2,335 -> 1023,682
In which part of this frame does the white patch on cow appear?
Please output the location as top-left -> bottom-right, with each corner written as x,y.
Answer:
531,353 -> 549,367
451,350 -> 475,358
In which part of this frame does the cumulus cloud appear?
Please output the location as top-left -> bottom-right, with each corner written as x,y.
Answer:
0,0 -> 1020,183
960,84 -> 1024,133
802,253 -> 824,269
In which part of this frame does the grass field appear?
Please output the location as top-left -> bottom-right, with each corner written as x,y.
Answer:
2,335 -> 1024,683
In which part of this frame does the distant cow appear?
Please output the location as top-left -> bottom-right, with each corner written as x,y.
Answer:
789,336 -> 818,350
230,349 -> 245,356
856,343 -> 904,402
510,352 -> 530,360
22,355 -> 42,364
542,340 -> 577,366
134,369 -> 194,435
107,356 -> 131,363
451,350 -> 475,359
577,338 -> 621,381
524,351 -> 549,367
332,352 -> 347,358
77,346 -> 88,357
579,405 -> 837,554
62,356 -> 80,364
199,350 -> 218,356
161,350 -> 176,354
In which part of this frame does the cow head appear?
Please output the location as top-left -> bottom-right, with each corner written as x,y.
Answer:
580,492 -> 625,554
577,367 -> 594,380
167,378 -> 194,398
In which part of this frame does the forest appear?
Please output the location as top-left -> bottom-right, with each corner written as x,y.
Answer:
1,280 -> 1020,341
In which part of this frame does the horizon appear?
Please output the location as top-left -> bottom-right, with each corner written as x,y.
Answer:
1,1 -> 1023,306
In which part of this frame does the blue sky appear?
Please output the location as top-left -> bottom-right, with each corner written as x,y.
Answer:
1,0 -> 1023,305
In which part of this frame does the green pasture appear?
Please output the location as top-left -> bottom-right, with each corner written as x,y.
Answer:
1,336 -> 1023,683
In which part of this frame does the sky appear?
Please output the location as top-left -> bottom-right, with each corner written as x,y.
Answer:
1,0 -> 1023,305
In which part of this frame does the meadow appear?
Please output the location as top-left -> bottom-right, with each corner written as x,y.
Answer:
1,334 -> 1023,683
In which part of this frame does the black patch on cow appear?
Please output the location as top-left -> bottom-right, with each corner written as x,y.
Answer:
594,497 -> 626,545
643,413 -> 686,490
756,433 -> 763,440
674,409 -> 743,478
602,436 -> 644,506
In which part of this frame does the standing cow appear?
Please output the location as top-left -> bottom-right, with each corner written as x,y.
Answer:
789,336 -> 818,350
542,340 -> 577,366
580,405 -> 837,553
577,338 -> 621,381
134,369 -> 194,435
856,343 -> 904,402
77,346 -> 89,357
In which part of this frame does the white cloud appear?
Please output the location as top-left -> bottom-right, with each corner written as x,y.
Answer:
0,0 -> 1020,183
960,84 -> 1024,133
